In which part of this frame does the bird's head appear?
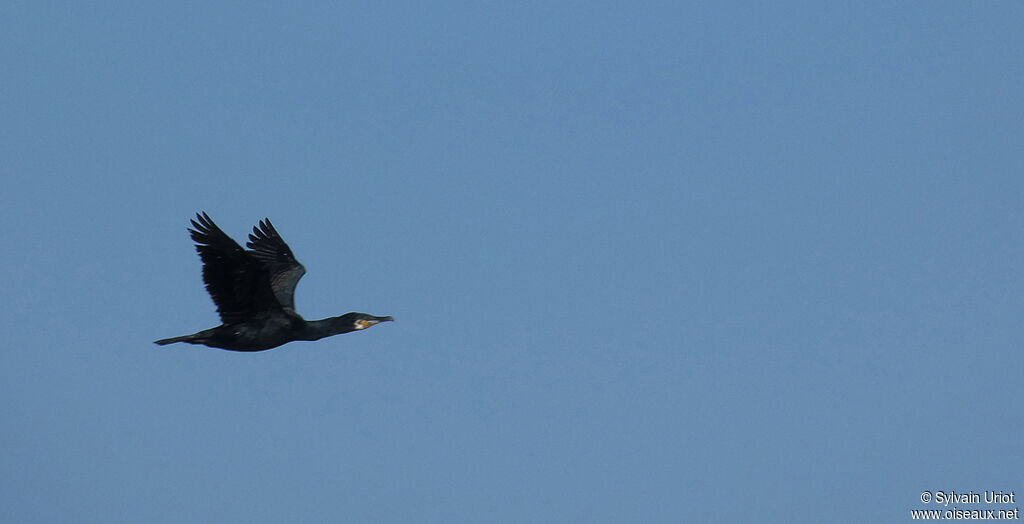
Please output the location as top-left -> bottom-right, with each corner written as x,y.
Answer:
349,313 -> 394,331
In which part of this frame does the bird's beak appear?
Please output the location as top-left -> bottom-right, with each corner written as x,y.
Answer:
362,315 -> 393,328
355,315 -> 393,330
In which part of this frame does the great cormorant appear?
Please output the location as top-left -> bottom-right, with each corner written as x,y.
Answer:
155,212 -> 392,351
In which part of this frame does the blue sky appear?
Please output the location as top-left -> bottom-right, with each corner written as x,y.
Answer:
2,2 -> 1022,522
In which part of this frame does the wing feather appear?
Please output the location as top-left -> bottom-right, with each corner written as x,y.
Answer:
246,218 -> 307,312
189,212 -> 281,324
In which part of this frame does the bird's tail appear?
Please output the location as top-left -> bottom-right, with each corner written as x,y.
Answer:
154,334 -> 195,346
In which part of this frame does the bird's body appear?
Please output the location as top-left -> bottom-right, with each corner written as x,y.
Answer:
156,213 -> 392,351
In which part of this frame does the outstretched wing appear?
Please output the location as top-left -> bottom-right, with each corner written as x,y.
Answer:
189,212 -> 281,324
246,218 -> 307,312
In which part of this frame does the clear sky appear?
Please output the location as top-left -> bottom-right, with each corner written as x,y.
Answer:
2,2 -> 1022,523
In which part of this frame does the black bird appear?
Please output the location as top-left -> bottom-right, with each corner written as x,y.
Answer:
156,212 -> 392,351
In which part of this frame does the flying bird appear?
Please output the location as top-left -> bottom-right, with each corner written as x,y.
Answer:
156,212 -> 392,351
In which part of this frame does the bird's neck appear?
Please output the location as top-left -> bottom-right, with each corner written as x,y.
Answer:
297,314 -> 358,341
